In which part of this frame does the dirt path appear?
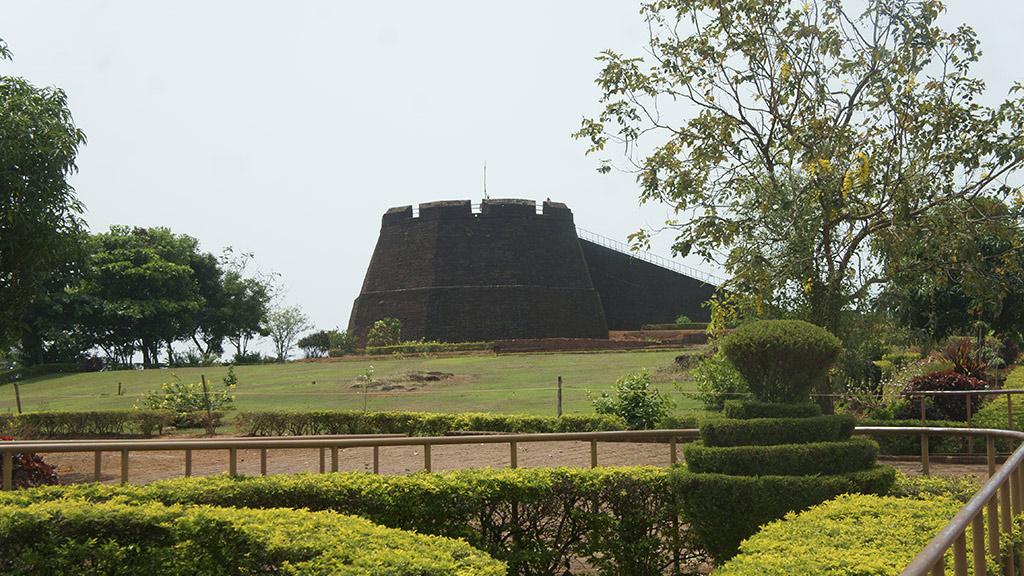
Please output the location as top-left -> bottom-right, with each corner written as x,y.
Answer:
40,435 -> 995,485
47,438 -> 679,485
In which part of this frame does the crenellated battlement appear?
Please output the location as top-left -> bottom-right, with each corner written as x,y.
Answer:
381,199 -> 573,226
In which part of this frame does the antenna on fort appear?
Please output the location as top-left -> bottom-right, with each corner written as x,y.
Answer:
482,161 -> 489,199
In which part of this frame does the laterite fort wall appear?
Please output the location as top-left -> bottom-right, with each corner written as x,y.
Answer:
349,199 -> 609,342
579,240 -> 716,329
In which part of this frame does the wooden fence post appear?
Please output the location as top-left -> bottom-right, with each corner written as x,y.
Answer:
557,376 -> 563,417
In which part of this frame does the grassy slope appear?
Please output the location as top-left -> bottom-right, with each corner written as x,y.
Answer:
1,349 -> 704,417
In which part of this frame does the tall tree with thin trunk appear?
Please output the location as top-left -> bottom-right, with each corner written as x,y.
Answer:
575,0 -> 1024,336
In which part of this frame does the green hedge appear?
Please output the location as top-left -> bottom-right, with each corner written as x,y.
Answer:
0,467 -> 703,576
858,419 -> 971,455
700,415 -> 855,447
723,399 -> 822,419
0,410 -> 192,438
684,437 -> 879,476
714,494 -> 962,575
640,322 -> 709,330
366,341 -> 494,355
0,499 -> 504,576
235,410 -> 627,436
0,362 -> 79,385
675,466 -> 897,561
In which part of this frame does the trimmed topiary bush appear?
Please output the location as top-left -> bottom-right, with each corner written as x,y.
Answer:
684,437 -> 879,476
720,320 -> 842,403
675,467 -> 897,561
723,399 -> 821,419
700,415 -> 855,447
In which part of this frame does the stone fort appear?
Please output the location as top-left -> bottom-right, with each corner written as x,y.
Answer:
348,198 -> 717,342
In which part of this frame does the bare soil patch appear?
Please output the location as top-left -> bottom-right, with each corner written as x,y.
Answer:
46,437 -> 678,485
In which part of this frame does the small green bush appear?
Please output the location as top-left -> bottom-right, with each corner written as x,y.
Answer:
723,399 -> 821,419
235,410 -> 626,436
0,499 -> 504,576
889,471 -> 980,503
720,320 -> 842,403
683,437 -> 879,476
592,370 -> 673,429
0,362 -> 79,384
0,410 -> 180,438
366,317 -> 402,347
675,466 -> 897,561
691,352 -> 748,411
714,494 -> 963,575
699,415 -> 855,447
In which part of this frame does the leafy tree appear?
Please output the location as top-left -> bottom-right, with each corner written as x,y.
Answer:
576,0 -> 1024,335
297,329 -> 332,358
266,305 -> 312,362
80,227 -> 204,367
880,198 -> 1024,341
0,38 -> 87,349
219,250 -> 274,359
366,317 -> 402,347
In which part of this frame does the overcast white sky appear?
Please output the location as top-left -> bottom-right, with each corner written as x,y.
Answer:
3,1 -> 1022,336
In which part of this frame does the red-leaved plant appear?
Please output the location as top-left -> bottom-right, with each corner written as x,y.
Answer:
0,436 -> 59,489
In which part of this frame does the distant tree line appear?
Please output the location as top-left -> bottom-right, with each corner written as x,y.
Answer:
17,227 -> 276,367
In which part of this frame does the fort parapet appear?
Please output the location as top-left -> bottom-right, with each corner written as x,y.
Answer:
349,199 -> 717,342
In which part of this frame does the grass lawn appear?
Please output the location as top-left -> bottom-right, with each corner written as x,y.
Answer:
1,349 -> 706,418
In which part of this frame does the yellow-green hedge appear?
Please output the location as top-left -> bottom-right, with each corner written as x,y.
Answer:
715,494 -> 966,576
0,499 -> 504,575
0,467 -> 696,576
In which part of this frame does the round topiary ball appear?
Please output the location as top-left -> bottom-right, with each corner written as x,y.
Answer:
720,320 -> 842,404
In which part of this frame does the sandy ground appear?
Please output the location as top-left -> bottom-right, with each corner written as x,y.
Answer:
37,436 -> 994,485
46,438 -> 680,485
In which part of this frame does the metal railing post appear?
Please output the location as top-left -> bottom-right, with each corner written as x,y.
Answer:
590,439 -> 598,468
2,451 -> 12,491
94,451 -> 102,481
509,441 -> 517,469
260,448 -> 268,476
921,431 -> 930,476
185,449 -> 192,477
1002,480 -> 1014,575
120,449 -> 129,484
424,443 -> 432,472
973,513 -> 988,576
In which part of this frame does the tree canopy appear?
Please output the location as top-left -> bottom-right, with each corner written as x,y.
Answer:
576,0 -> 1024,336
0,38 -> 87,348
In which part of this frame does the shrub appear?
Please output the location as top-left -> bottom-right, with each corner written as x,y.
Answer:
714,494 -> 962,575
675,467 -> 896,561
297,329 -> 333,358
683,437 -> 879,476
889,471 -> 980,503
943,337 -> 992,380
722,399 -> 821,419
592,370 -> 673,429
235,410 -> 626,436
138,374 -> 236,431
0,436 -> 59,488
998,336 -> 1020,366
699,415 -> 855,447
0,410 -> 179,438
0,500 -> 504,576
366,317 -> 402,347
365,341 -> 493,355
895,369 -> 986,421
691,351 -> 748,410
720,320 -> 842,403
858,419 -> 969,455
328,329 -> 358,355
0,362 -> 78,385
0,467 -> 705,576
